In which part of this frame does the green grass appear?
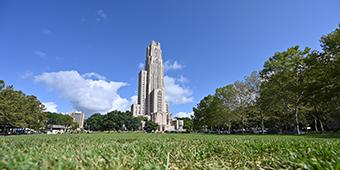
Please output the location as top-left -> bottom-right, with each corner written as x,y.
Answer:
0,133 -> 339,169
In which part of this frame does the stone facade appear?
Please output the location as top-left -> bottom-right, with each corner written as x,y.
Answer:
131,41 -> 172,131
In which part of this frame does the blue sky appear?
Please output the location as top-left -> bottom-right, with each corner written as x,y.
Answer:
0,1 -> 339,117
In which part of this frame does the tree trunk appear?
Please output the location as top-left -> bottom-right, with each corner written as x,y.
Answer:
261,118 -> 265,134
319,120 -> 324,133
295,108 -> 300,135
314,118 -> 319,132
313,105 -> 319,132
242,117 -> 246,134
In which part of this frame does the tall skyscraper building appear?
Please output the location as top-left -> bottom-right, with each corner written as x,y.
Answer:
69,112 -> 85,129
131,41 -> 171,131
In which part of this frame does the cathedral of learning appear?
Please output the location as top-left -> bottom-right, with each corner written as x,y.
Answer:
131,41 -> 184,132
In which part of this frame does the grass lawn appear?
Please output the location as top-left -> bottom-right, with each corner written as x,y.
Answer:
0,133 -> 339,169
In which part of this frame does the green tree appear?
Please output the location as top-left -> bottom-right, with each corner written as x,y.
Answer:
0,80 -> 4,90
46,112 -> 74,127
243,71 -> 267,133
260,46 -> 310,134
302,51 -> 328,132
233,80 -> 253,131
194,72 -> 260,132
26,96 -> 47,130
144,120 -> 158,133
85,113 -> 104,131
85,110 -> 141,131
301,26 -> 340,132
193,95 -> 219,130
320,25 -> 340,130
0,81 -> 46,131
125,116 -> 141,131
215,85 -> 239,132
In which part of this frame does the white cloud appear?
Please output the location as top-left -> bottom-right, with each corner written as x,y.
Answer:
174,111 -> 193,118
130,95 -> 138,104
43,102 -> 58,113
164,76 -> 193,104
96,9 -> 107,21
82,72 -> 106,80
164,60 -> 183,71
138,63 -> 145,70
35,70 -> 131,116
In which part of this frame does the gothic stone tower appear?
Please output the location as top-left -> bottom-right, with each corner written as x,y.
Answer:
131,41 -> 171,131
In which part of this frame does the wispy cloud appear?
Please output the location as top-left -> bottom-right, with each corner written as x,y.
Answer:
34,50 -> 47,58
34,50 -> 46,57
177,75 -> 189,83
96,9 -> 107,21
33,50 -> 62,61
20,70 -> 34,79
164,60 -> 183,71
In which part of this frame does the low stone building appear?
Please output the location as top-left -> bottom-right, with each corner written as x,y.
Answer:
47,125 -> 66,134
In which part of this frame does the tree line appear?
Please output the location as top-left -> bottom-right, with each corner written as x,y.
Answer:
46,112 -> 79,129
0,80 -> 80,133
85,111 -> 159,132
193,26 -> 340,134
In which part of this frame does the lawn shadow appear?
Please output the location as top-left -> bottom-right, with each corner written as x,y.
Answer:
304,132 -> 340,139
